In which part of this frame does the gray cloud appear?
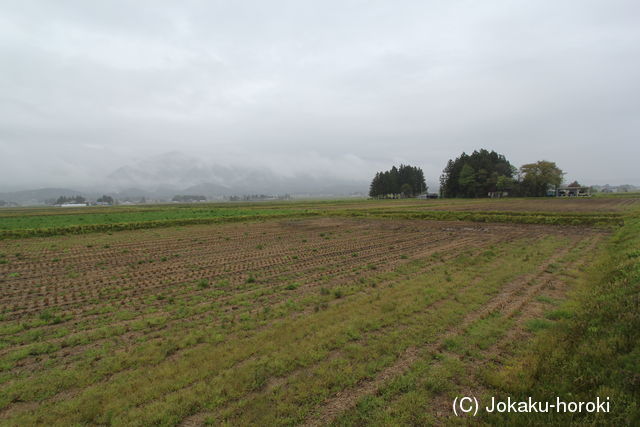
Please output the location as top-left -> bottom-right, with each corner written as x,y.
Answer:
1,0 -> 639,191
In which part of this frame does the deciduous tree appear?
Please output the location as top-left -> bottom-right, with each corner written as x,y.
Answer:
519,161 -> 564,196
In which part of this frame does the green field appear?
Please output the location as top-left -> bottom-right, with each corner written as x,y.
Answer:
0,207 -> 304,230
0,197 -> 638,425
2,196 -> 638,238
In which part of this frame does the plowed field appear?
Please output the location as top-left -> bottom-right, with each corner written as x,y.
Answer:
320,196 -> 640,213
0,215 -> 609,425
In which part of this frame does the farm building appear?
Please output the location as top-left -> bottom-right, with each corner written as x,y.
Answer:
417,192 -> 439,199
488,191 -> 509,198
555,183 -> 591,197
58,203 -> 89,207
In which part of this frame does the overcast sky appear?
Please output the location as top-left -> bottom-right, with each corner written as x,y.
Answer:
1,0 -> 639,191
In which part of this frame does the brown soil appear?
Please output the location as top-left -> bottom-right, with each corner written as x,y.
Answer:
0,217 -> 607,424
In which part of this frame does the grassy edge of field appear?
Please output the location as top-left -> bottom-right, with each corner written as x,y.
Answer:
484,214 -> 640,424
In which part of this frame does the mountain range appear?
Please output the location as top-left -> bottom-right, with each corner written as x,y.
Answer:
0,152 -> 369,205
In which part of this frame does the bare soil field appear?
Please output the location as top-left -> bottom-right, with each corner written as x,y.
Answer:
0,215 -> 609,425
324,196 -> 640,213
409,196 -> 640,212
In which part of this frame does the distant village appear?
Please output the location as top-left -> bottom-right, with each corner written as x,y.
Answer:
0,183 -> 637,208
2,193 -> 295,207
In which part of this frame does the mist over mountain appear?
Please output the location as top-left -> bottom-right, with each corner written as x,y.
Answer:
0,152 -> 369,205
1,1 -> 639,197
105,152 -> 369,197
0,188 -> 86,206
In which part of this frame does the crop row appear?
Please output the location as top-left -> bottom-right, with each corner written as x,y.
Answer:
0,212 -> 319,239
1,233 -> 592,425
331,209 -> 625,226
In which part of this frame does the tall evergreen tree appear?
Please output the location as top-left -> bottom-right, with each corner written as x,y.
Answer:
440,149 -> 515,198
369,165 -> 427,198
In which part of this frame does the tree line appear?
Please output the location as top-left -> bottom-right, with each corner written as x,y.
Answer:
45,195 -> 115,205
439,149 -> 564,197
371,149 -> 568,199
369,165 -> 427,198
53,195 -> 87,205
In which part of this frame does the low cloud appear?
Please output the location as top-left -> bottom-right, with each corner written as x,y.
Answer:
1,0 -> 639,191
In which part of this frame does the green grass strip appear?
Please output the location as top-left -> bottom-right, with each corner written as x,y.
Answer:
0,212 -> 319,239
484,217 -> 640,424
